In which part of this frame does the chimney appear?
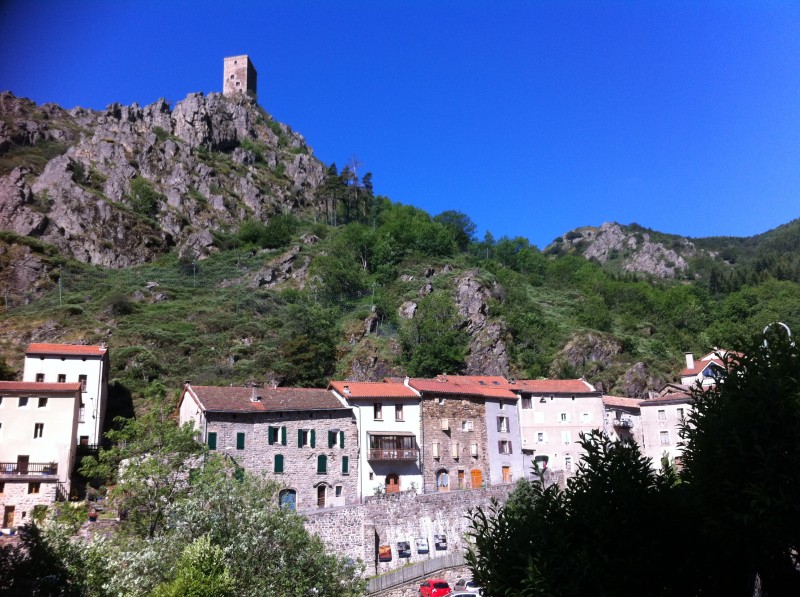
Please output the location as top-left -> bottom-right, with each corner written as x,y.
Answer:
684,352 -> 695,370
250,387 -> 261,402
403,376 -> 410,387
343,385 -> 351,395
184,380 -> 191,387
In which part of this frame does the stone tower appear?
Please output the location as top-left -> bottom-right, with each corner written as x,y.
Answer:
223,55 -> 257,97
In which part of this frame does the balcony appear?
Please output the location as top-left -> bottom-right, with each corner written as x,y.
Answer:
613,418 -> 633,429
0,461 -> 58,478
368,448 -> 420,461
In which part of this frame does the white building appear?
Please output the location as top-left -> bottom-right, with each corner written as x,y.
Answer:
640,385 -> 694,469
602,395 -> 644,446
23,343 -> 109,446
328,381 -> 423,498
680,349 -> 736,387
0,381 -> 81,529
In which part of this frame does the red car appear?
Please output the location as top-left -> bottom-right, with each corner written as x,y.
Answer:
419,578 -> 451,597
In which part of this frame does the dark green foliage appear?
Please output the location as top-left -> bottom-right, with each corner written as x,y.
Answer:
0,523 -> 79,596
434,210 -> 476,251
128,177 -> 164,218
400,292 -> 468,376
0,356 -> 14,380
237,214 -> 298,249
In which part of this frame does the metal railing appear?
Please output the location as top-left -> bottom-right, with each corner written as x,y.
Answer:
0,461 -> 58,476
367,448 -> 420,461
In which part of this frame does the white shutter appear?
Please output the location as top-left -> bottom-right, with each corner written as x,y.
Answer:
441,418 -> 449,431
432,442 -> 440,458
451,442 -> 460,459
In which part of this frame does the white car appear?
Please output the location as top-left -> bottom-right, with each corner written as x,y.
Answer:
453,577 -> 482,594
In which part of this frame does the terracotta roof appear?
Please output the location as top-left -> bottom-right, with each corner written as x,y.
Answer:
513,379 -> 597,394
640,389 -> 694,406
0,381 -> 82,393
26,343 -> 107,356
436,375 -> 514,389
603,395 -> 642,409
328,381 -> 419,399
681,358 -> 724,377
185,385 -> 347,413
408,378 -> 517,399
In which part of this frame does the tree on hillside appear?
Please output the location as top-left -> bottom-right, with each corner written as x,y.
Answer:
434,210 -> 476,252
400,292 -> 469,377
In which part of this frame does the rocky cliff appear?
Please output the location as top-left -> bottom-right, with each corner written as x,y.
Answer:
0,91 -> 325,268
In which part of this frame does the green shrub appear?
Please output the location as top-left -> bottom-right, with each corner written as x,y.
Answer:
128,178 -> 164,218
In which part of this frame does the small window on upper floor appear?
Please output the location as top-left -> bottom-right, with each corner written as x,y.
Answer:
57,374 -> 66,383
462,420 -> 473,432
79,375 -> 87,392
36,374 -> 44,382
658,409 -> 667,421
497,416 -> 509,433
521,397 -> 532,409
34,423 -> 44,439
38,398 -> 48,408
373,403 -> 383,420
395,403 -> 404,421
19,397 -> 28,408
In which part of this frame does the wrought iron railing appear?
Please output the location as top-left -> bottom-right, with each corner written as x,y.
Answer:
367,448 -> 419,461
0,462 -> 58,476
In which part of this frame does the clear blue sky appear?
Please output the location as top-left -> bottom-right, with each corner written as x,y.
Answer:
2,1 -> 799,248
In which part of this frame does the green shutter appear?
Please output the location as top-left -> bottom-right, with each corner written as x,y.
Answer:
236,432 -> 245,450
207,432 -> 217,450
274,454 -> 284,474
310,429 -> 316,448
298,429 -> 303,447
339,431 -> 345,448
268,427 -> 275,445
281,426 -> 287,446
328,431 -> 335,448
317,454 -> 327,474
342,455 -> 349,474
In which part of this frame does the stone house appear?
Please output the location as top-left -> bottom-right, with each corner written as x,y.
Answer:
0,381 -> 81,529
328,381 -> 423,498
23,343 -> 109,447
513,379 -> 603,478
639,384 -> 693,469
409,376 -> 523,493
179,384 -> 358,511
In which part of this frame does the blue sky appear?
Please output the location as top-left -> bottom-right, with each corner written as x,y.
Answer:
2,1 -> 799,248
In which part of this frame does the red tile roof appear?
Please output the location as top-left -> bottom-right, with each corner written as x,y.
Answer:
26,343 -> 107,356
513,379 -> 597,394
0,381 -> 82,393
603,395 -> 642,409
436,375 -> 514,389
681,357 -> 724,377
640,392 -> 694,406
185,385 -> 347,413
408,378 -> 517,399
328,381 -> 419,399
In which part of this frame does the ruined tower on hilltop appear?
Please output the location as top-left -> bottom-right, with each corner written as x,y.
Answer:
223,55 -> 257,97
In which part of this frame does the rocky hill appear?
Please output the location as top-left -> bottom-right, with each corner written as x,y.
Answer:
0,91 -> 324,269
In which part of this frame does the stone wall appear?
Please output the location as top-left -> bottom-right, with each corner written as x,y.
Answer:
223,55 -> 257,96
0,479 -> 57,527
304,483 -> 515,576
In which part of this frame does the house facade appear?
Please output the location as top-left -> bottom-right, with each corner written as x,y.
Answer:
23,343 -> 109,446
602,395 -> 644,446
513,379 -> 603,478
640,385 -> 693,468
0,381 -> 81,529
328,381 -> 422,498
680,349 -> 735,387
179,384 -> 359,511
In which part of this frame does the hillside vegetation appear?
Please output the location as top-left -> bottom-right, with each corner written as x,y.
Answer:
1,91 -> 800,415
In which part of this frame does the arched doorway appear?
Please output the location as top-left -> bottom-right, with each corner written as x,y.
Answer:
436,469 -> 449,492
385,473 -> 400,493
317,485 -> 327,507
471,468 -> 483,488
279,489 -> 296,511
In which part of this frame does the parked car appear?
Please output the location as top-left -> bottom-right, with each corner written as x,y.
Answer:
419,578 -> 451,597
453,577 -> 482,593
451,592 -> 481,597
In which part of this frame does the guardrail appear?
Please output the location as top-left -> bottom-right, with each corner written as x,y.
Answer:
366,552 -> 466,594
0,461 -> 58,476
367,449 -> 420,461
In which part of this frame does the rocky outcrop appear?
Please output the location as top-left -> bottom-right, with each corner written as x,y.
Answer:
0,91 -> 327,269
250,245 -> 311,289
549,331 -> 623,379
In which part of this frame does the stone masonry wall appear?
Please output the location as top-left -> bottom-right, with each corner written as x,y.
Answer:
304,483 -> 515,577
207,409 -> 359,511
0,480 -> 57,527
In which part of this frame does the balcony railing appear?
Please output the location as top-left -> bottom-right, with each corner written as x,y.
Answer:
613,419 -> 633,429
0,462 -> 58,476
368,448 -> 419,461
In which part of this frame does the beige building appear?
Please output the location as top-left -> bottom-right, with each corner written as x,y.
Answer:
514,379 -> 603,478
0,381 -> 81,529
640,385 -> 693,469
602,395 -> 644,446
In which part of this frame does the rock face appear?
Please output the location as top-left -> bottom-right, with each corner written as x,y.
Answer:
549,331 -> 623,379
0,91 -> 327,270
453,271 -> 510,376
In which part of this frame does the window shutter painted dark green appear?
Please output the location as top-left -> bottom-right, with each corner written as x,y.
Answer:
342,455 -> 349,474
274,454 -> 284,473
236,432 -> 245,450
328,431 -> 335,448
281,426 -> 287,446
317,454 -> 327,474
268,427 -> 275,445
207,432 -> 217,450
339,431 -> 345,448
310,429 -> 316,448
298,429 -> 303,447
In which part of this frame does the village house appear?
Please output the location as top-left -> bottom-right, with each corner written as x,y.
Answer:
22,343 -> 109,447
639,384 -> 693,468
680,349 -> 736,387
0,381 -> 81,530
410,375 -> 523,493
328,380 -> 422,498
513,379 -> 603,478
179,383 -> 359,511
602,394 -> 644,446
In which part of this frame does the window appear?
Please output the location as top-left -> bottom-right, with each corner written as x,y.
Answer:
342,455 -> 350,474
298,429 -> 315,448
581,412 -> 591,424
497,416 -> 509,433
451,442 -> 460,459
79,375 -> 87,392
57,374 -> 66,383
537,432 -> 545,443
34,423 -> 44,439
462,420 -> 473,432
335,485 -> 342,498
35,373 -> 44,382
38,397 -> 48,408
658,409 -> 667,421
441,418 -> 450,431
274,454 -> 284,473
0,397 -> 3,406
499,400 -> 505,410
395,404 -> 404,421
19,397 -> 28,407
470,442 -> 478,457
328,430 -> 337,448
207,432 -> 217,450
560,412 -> 568,423
677,408 -> 684,419
437,397 -> 445,406
660,431 -> 670,445
28,482 -> 40,494
79,403 -> 85,423
0,482 -> 4,495
521,396 -> 532,409
268,426 -> 279,445
317,454 -> 328,474
561,431 -> 572,444
498,440 -> 512,454
236,432 -> 245,450
432,442 -> 440,459
279,489 -> 296,510
565,456 -> 572,472
373,403 -> 383,420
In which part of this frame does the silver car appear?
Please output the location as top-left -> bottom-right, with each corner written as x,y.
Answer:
453,577 -> 482,594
